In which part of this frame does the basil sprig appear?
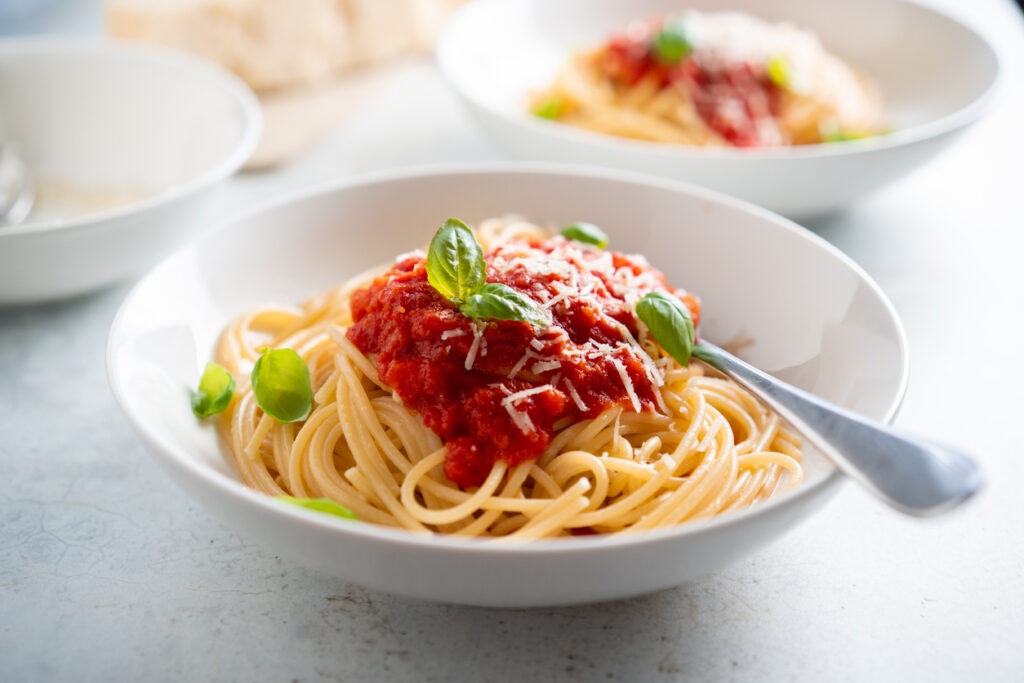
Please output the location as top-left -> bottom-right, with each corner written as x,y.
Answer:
191,362 -> 235,418
426,218 -> 547,326
427,218 -> 486,303
652,20 -> 691,64
559,222 -> 609,249
636,291 -> 699,365
252,348 -> 313,423
276,496 -> 357,520
461,283 -> 548,327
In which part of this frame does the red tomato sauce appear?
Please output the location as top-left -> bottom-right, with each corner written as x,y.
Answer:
346,236 -> 700,489
597,21 -> 782,147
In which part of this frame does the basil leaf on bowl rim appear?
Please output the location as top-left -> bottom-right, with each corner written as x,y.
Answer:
276,496 -> 357,520
459,282 -> 548,327
426,218 -> 486,303
251,348 -> 313,423
559,222 -> 609,249
191,362 -> 235,418
635,291 -> 696,366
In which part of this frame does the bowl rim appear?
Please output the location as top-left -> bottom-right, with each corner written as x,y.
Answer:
436,0 -> 1003,162
107,161 -> 909,555
0,37 -> 262,238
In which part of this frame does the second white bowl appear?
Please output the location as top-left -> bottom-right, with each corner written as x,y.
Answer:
437,0 -> 1000,218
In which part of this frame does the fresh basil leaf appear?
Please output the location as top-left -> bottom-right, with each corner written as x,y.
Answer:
191,362 -> 235,418
636,291 -> 695,365
691,344 -> 721,369
459,282 -> 548,327
560,222 -> 609,249
767,54 -> 790,89
823,127 -> 872,143
652,20 -> 691,64
533,96 -> 565,120
276,496 -> 357,520
251,348 -> 313,423
426,218 -> 486,303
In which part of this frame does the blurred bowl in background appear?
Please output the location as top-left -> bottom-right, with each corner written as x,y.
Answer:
0,39 -> 261,304
437,0 -> 1001,219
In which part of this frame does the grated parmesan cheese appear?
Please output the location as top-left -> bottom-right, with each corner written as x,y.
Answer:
545,327 -> 570,342
564,378 -> 588,412
540,288 -> 571,311
464,321 -> 485,371
531,359 -> 562,374
609,357 -> 642,413
609,317 -> 665,388
508,349 -> 538,378
501,384 -> 555,406
504,402 -> 535,434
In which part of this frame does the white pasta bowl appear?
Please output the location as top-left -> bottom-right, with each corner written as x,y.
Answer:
107,164 -> 907,607
437,0 -> 1001,218
0,39 -> 261,304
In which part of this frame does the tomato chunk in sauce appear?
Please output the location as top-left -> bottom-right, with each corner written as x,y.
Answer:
346,236 -> 700,489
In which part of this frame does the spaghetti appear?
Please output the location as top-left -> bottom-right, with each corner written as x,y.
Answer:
214,217 -> 803,539
532,11 -> 886,147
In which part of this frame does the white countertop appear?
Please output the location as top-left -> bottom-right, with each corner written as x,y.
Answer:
2,1 -> 1023,680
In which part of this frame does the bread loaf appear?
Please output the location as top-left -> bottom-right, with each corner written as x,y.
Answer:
107,0 -> 468,91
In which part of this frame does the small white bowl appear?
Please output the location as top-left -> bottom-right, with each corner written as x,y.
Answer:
0,39 -> 261,304
107,164 -> 907,607
437,0 -> 1001,218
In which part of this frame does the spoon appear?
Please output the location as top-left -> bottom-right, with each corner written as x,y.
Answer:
694,341 -> 982,516
0,144 -> 35,227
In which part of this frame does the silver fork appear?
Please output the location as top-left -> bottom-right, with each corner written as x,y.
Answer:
694,341 -> 983,516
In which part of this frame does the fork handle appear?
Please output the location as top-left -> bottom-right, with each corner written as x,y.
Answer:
695,342 -> 982,516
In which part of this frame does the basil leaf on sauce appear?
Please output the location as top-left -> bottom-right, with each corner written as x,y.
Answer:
276,496 -> 357,520
636,291 -> 696,366
652,20 -> 691,64
424,219 -> 548,327
559,222 -> 609,249
533,96 -> 565,120
427,218 -> 486,303
251,348 -> 313,423
191,362 -> 235,418
460,282 -> 548,327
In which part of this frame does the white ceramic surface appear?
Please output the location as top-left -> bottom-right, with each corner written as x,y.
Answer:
0,39 -> 261,304
437,0 -> 1001,218
107,164 -> 907,607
